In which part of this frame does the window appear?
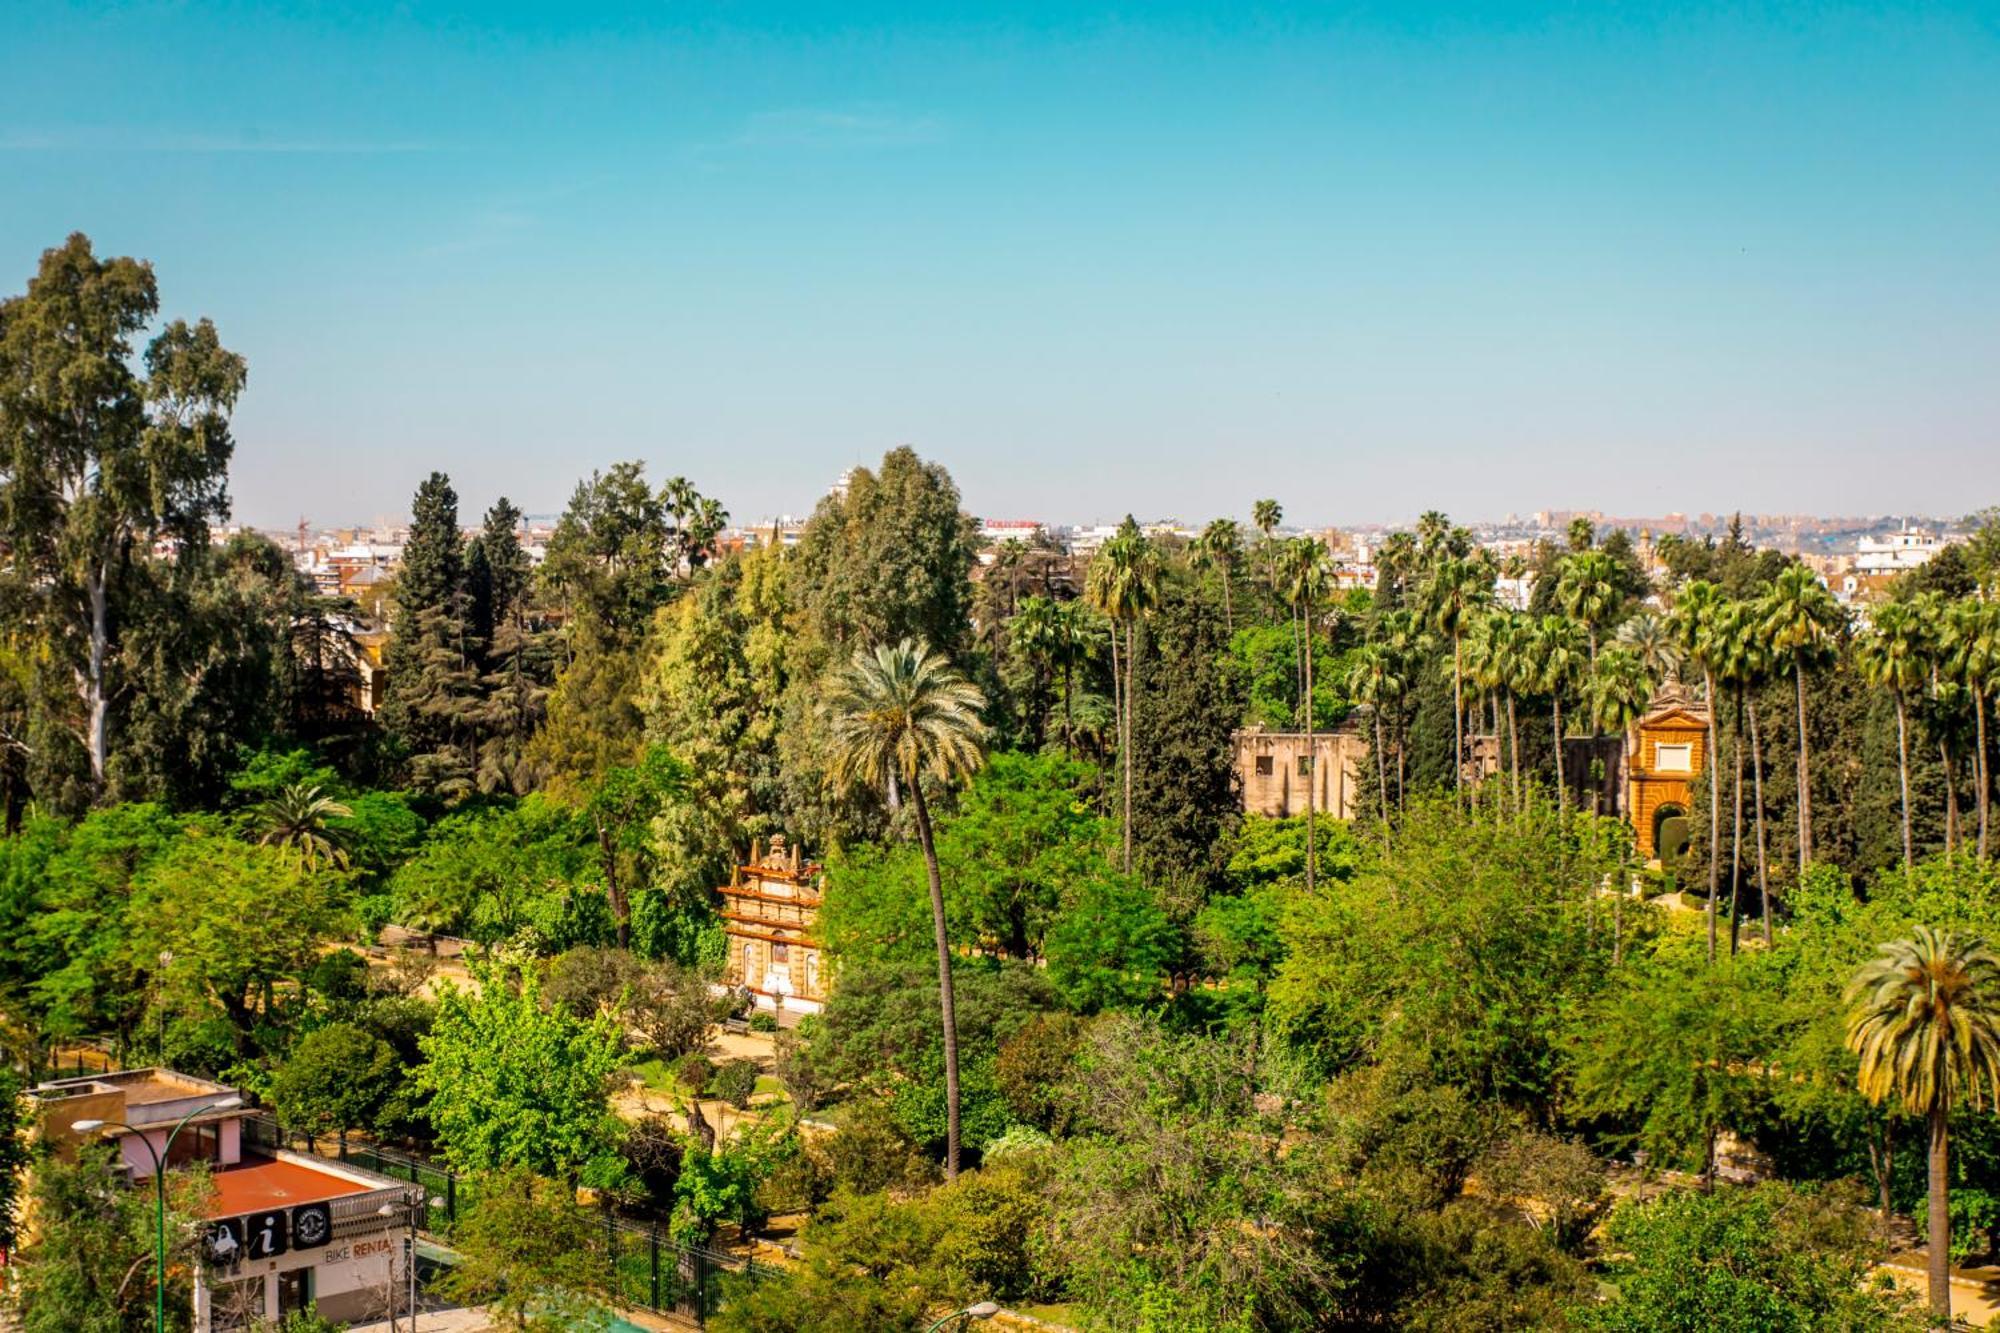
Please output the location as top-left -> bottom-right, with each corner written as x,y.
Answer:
1254,756 -> 1273,777
1298,754 -> 1313,776
1655,743 -> 1693,774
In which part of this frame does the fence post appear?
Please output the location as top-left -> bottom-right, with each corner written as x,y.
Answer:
650,1227 -> 661,1310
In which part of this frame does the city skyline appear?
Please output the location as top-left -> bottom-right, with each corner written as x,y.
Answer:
8,2 -> 1999,527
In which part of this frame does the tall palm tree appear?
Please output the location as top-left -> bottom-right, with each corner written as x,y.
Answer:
1423,556 -> 1493,802
1759,565 -> 1845,873
1846,927 -> 2000,1318
1670,580 -> 1728,957
1910,593 -> 1963,855
1586,647 -> 1654,739
1193,518 -> 1243,633
1251,499 -> 1283,616
1855,600 -> 1931,870
1533,615 -> 1588,811
1008,595 -> 1063,753
1944,598 -> 2000,858
1086,527 -> 1160,873
252,783 -> 354,871
1375,609 -> 1430,812
1347,642 -> 1404,827
825,638 -> 989,1178
1556,551 -> 1623,662
1462,610 -> 1518,815
1285,537 -> 1332,887
1709,600 -> 1778,953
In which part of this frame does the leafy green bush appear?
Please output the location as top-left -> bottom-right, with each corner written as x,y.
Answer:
749,1011 -> 778,1033
711,1058 -> 760,1109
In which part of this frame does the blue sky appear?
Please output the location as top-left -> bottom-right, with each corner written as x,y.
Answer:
5,2 -> 1997,528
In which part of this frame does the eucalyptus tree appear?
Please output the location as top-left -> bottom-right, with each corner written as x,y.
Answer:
1943,597 -> 2000,857
1556,551 -> 1622,662
1846,927 -> 2000,1318
1191,518 -> 1243,633
1085,525 -> 1161,873
1423,555 -> 1494,802
1669,580 -> 1728,936
1284,537 -> 1333,886
824,638 -> 989,1177
0,234 -> 246,796
1758,565 -> 1845,873
1855,600 -> 1932,870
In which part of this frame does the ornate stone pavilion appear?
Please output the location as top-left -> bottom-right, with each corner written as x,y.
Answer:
718,835 -> 827,1013
1625,680 -> 1711,864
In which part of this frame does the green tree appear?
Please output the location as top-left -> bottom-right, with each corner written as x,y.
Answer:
380,471 -> 479,796
1191,517 -> 1243,632
1423,556 -> 1492,802
416,963 -> 625,1179
1855,601 -> 1932,870
268,1021 -> 400,1153
1941,597 -> 2000,857
1669,580 -> 1728,950
439,1167 -> 615,1331
1284,536 -> 1334,886
10,1142 -> 210,1333
1578,1183 -> 1925,1332
1845,927 -> 2000,1318
1085,522 -> 1160,873
0,234 -> 246,801
1759,564 -> 1845,873
1531,616 -> 1587,808
824,638 -> 989,1176
249,782 -> 353,871
540,461 -> 671,649
1555,550 -> 1622,661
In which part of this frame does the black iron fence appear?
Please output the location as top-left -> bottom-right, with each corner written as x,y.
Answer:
244,1113 -> 775,1321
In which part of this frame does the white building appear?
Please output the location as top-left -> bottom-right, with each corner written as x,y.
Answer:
1853,525 -> 1958,576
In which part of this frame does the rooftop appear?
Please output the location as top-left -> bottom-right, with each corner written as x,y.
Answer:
207,1152 -> 405,1219
33,1067 -> 236,1109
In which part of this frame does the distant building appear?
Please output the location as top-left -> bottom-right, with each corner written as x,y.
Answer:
1624,681 -> 1710,864
1853,525 -> 1958,577
1234,726 -> 1368,820
30,1069 -> 422,1329
719,836 -> 827,1013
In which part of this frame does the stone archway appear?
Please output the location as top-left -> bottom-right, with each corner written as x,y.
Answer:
1653,802 -> 1691,868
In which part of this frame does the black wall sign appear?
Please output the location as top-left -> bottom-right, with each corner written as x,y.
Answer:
203,1218 -> 244,1268
244,1210 -> 288,1260
291,1202 -> 333,1249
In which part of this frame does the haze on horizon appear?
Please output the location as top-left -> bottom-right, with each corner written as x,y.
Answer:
5,1 -> 1996,530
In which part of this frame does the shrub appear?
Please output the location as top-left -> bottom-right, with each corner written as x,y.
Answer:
673,1052 -> 716,1097
712,1058 -> 760,1109
750,1011 -> 778,1033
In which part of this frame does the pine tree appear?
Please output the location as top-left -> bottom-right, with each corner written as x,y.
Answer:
382,472 -> 479,795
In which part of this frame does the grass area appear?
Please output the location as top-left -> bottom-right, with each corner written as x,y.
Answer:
624,1056 -> 682,1094
753,1075 -> 785,1098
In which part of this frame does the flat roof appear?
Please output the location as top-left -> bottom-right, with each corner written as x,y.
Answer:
208,1155 -> 384,1218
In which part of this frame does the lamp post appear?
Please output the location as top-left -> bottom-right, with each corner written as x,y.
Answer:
376,1189 -> 444,1332
75,1096 -> 243,1333
925,1302 -> 1002,1332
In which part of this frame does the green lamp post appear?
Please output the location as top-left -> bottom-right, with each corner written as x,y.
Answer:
75,1095 -> 243,1333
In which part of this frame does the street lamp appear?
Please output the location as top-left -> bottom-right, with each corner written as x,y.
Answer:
925,1302 -> 1002,1332
74,1095 -> 244,1333
376,1189 -> 444,1332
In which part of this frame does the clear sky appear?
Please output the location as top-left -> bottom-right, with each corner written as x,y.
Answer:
5,2 -> 1997,529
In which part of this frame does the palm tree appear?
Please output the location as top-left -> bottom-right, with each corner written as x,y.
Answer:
1086,526 -> 1160,873
1615,610 -> 1681,683
1533,615 -> 1588,811
1586,647 -> 1654,739
1709,600 -> 1779,953
1670,580 -> 1727,958
252,783 -> 354,871
1556,551 -> 1622,662
1285,537 -> 1332,886
1193,518 -> 1243,633
1944,598 -> 2000,858
1462,610 -> 1518,815
1910,593 -> 1964,854
1008,595 -> 1063,752
1855,600 -> 1931,870
1759,565 -> 1845,873
1251,500 -> 1283,616
1347,642 -> 1404,827
1846,927 -> 2000,1318
825,639 -> 989,1177
1423,556 -> 1493,802
1375,609 -> 1430,812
